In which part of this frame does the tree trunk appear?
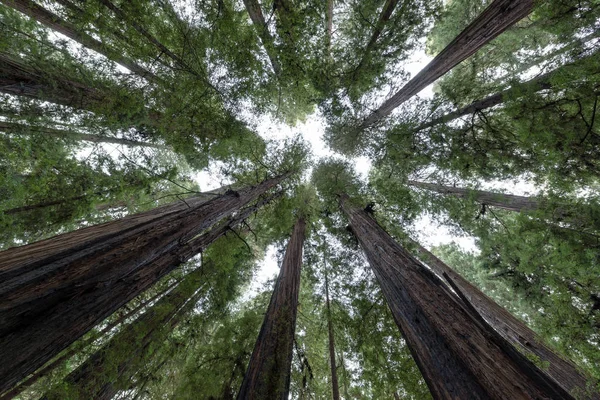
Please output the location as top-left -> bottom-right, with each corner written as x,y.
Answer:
0,53 -> 114,111
414,50 -> 600,132
41,261 -> 209,400
0,120 -> 161,148
0,174 -> 287,394
326,0 -> 333,51
361,0 -> 534,128
340,194 -> 574,399
353,0 -> 400,75
237,217 -> 306,399
0,0 -> 158,82
409,239 -> 600,400
325,268 -> 340,400
0,276 -> 179,400
407,180 -> 539,212
242,0 -> 282,75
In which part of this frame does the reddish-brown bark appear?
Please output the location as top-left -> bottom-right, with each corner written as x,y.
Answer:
237,217 -> 306,399
340,195 -> 574,399
410,239 -> 600,400
0,175 -> 286,394
407,180 -> 539,212
0,0 -> 157,82
361,0 -> 534,128
41,263 -> 208,400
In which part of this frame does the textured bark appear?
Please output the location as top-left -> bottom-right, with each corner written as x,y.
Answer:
361,0 -> 534,128
340,195 -> 574,399
0,0 -> 157,82
0,278 -> 177,400
410,239 -> 600,400
407,180 -> 539,212
237,217 -> 306,399
242,0 -> 282,75
0,120 -> 161,148
353,0 -> 400,74
325,269 -> 340,400
0,175 -> 287,394
41,264 -> 208,400
414,50 -> 600,132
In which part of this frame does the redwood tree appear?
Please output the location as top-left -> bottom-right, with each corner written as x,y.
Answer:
340,194 -> 575,399
237,216 -> 306,399
361,0 -> 534,128
408,238 -> 599,399
0,174 -> 287,393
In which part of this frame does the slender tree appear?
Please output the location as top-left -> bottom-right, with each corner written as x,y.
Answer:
0,120 -> 161,148
324,266 -> 340,400
0,0 -> 158,81
414,50 -> 600,132
407,180 -> 539,212
352,0 -> 401,75
361,0 -> 535,128
409,238 -> 599,399
242,0 -> 282,75
340,194 -> 576,399
237,216 -> 306,399
0,174 -> 287,393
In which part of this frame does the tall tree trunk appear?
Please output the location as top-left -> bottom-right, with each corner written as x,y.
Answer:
41,261 -> 209,400
237,217 -> 306,399
326,0 -> 333,51
325,268 -> 340,400
339,194 -> 574,399
407,180 -> 539,212
361,0 -> 534,128
353,0 -> 400,75
0,53 -> 115,111
0,175 -> 287,394
242,0 -> 282,75
0,120 -> 161,148
409,239 -> 600,400
0,0 -> 158,82
414,50 -> 600,132
0,276 -> 180,400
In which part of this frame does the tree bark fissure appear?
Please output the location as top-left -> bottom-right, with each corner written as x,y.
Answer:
237,217 -> 306,399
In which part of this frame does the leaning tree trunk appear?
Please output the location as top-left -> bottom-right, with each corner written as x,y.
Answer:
242,0 -> 282,75
325,268 -> 340,400
0,276 -> 180,400
409,239 -> 600,400
1,0 -> 158,82
340,194 -> 576,399
42,260 -> 210,400
361,0 -> 534,128
0,174 -> 287,394
407,180 -> 539,212
352,0 -> 400,75
0,120 -> 161,148
237,217 -> 306,399
414,50 -> 600,132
